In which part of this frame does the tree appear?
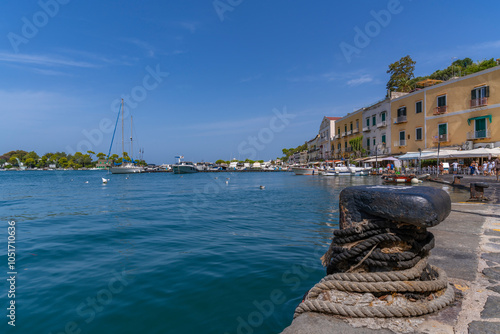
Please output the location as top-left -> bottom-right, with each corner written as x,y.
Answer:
215,159 -> 226,164
96,152 -> 106,160
386,55 -> 416,92
349,136 -> 364,157
25,158 -> 36,168
9,156 -> 19,166
58,157 -> 68,168
87,151 -> 95,161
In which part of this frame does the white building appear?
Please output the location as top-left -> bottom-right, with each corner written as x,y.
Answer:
318,116 -> 341,160
362,98 -> 391,156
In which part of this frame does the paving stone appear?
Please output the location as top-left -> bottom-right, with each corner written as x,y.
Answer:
485,229 -> 500,237
468,321 -> 500,334
480,295 -> 500,319
339,186 -> 451,229
481,252 -> 500,264
483,267 -> 500,281
486,243 -> 500,251
486,285 -> 500,294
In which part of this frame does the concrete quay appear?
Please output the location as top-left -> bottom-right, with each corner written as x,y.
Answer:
428,174 -> 500,204
282,201 -> 500,334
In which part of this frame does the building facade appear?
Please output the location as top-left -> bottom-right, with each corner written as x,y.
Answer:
362,98 -> 391,156
318,116 -> 341,160
331,109 -> 363,159
391,66 -> 500,154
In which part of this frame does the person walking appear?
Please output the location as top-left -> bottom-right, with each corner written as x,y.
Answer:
488,160 -> 493,176
470,160 -> 476,175
495,156 -> 500,182
452,161 -> 459,174
482,161 -> 488,175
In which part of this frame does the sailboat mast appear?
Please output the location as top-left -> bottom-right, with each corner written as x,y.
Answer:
130,116 -> 133,161
121,99 -> 124,160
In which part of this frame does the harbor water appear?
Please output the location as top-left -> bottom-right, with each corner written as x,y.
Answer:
0,171 -> 468,334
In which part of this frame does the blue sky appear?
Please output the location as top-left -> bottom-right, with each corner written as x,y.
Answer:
1,0 -> 500,164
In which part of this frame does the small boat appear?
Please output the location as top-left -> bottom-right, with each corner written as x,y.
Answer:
291,166 -> 317,175
108,99 -> 144,174
172,156 -> 198,174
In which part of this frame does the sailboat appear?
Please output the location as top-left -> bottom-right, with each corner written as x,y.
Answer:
108,99 -> 144,174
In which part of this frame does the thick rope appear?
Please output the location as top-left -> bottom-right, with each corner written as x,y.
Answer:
296,218 -> 455,319
294,283 -> 455,318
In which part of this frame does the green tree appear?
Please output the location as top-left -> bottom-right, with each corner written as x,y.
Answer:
386,55 -> 416,92
96,152 -> 106,160
9,156 -> 19,166
215,159 -> 226,164
25,158 -> 36,168
58,157 -> 68,168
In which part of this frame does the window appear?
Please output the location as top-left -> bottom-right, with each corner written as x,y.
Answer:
373,138 -> 376,146
437,95 -> 446,107
372,115 -> 376,126
475,118 -> 487,138
381,134 -> 386,145
366,138 -> 370,148
416,127 -> 423,141
415,101 -> 422,114
381,112 -> 386,122
337,143 -> 341,150
366,118 -> 370,127
350,123 -> 353,131
344,125 -> 347,133
337,128 -> 340,135
356,120 -> 359,130
344,142 -> 347,148
471,86 -> 489,107
399,131 -> 406,146
438,123 -> 448,142
397,107 -> 407,117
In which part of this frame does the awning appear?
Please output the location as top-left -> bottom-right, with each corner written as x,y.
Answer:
467,115 -> 492,125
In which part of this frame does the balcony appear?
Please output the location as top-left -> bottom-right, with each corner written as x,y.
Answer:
363,126 -> 370,132
433,105 -> 448,115
345,147 -> 353,152
347,130 -> 352,135
393,116 -> 407,124
334,134 -> 340,139
394,140 -> 406,147
336,149 -> 342,154
432,134 -> 449,143
470,97 -> 488,108
352,128 -> 359,134
377,121 -> 386,128
341,132 -> 347,137
467,129 -> 491,140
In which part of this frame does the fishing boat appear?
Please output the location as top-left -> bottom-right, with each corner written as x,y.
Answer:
108,99 -> 144,174
172,156 -> 198,174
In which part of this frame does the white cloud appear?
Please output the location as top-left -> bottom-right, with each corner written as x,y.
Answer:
0,52 -> 96,68
347,74 -> 373,87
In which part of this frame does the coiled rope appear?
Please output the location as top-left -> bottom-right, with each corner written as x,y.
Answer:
294,219 -> 454,319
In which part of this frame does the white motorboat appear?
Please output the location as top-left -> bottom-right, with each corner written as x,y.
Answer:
291,166 -> 317,175
172,156 -> 198,174
110,163 -> 144,174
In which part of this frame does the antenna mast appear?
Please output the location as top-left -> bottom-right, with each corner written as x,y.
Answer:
121,99 -> 124,159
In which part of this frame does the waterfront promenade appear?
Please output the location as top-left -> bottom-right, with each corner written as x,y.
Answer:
282,200 -> 500,333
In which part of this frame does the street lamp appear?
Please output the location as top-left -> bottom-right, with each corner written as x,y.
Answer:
418,148 -> 422,174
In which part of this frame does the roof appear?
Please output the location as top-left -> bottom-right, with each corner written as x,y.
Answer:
325,117 -> 341,121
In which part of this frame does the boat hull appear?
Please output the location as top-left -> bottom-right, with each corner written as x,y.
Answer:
292,167 -> 316,175
110,166 -> 144,174
173,165 -> 198,174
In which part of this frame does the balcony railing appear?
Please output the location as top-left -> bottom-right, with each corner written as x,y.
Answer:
347,130 -> 352,135
470,97 -> 488,108
377,121 -> 386,128
336,149 -> 342,154
393,116 -> 407,124
352,128 -> 359,134
394,140 -> 406,147
341,132 -> 347,137
467,129 -> 491,140
432,134 -> 449,143
345,147 -> 353,152
433,105 -> 448,115
334,134 -> 340,139
363,126 -> 370,132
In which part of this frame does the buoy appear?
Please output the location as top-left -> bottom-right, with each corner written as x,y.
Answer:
85,181 -> 89,184
259,185 -> 265,190
411,178 -> 419,184
226,177 -> 230,180
102,177 -> 109,184
225,180 -> 229,185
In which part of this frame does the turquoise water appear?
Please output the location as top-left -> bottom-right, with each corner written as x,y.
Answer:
0,171 -> 466,334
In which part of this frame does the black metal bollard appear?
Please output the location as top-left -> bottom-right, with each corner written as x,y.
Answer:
470,182 -> 489,201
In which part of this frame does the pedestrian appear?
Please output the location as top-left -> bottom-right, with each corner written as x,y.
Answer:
488,160 -> 493,176
439,162 -> 444,175
470,160 -> 476,175
452,161 -> 458,174
482,161 -> 488,175
495,156 -> 500,182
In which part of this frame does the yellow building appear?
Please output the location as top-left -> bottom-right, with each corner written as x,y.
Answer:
391,65 -> 500,154
331,109 -> 363,159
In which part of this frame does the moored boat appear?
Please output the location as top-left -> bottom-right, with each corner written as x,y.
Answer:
291,166 -> 317,175
172,156 -> 198,174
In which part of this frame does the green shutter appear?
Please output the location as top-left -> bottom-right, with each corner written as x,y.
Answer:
485,86 -> 490,97
471,89 -> 476,100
